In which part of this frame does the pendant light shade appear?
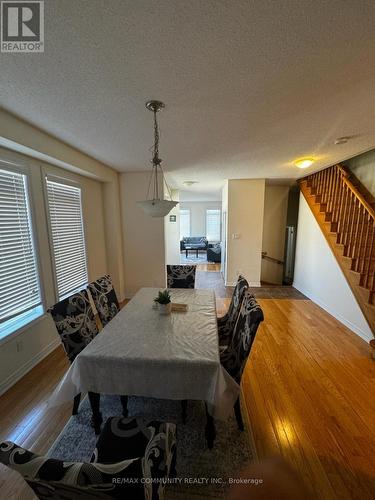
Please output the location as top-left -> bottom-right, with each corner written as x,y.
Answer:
138,100 -> 178,218
137,199 -> 178,217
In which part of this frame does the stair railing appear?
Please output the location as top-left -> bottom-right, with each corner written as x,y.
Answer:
300,165 -> 375,300
261,251 -> 284,265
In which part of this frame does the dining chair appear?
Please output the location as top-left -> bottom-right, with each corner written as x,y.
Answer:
0,417 -> 176,500
48,290 -> 100,420
87,275 -> 130,424
220,289 -> 264,430
217,274 -> 249,347
167,265 -> 196,288
88,274 -> 120,327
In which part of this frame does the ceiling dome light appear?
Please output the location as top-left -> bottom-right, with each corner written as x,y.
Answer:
334,137 -> 349,145
294,158 -> 315,169
183,181 -> 198,187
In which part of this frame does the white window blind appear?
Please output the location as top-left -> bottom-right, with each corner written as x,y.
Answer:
180,209 -> 191,239
0,168 -> 42,324
46,179 -> 88,299
206,209 -> 221,241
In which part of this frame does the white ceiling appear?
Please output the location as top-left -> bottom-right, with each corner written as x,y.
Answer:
1,0 -> 375,192
179,190 -> 222,202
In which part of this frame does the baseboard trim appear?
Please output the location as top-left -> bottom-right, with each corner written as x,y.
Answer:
248,281 -> 261,287
0,338 -> 60,396
293,282 -> 372,343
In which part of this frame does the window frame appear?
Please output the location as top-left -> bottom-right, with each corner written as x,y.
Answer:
0,160 -> 45,343
44,174 -> 89,302
205,208 -> 221,242
179,208 -> 191,239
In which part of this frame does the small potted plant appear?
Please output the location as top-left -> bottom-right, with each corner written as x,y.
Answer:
154,289 -> 172,315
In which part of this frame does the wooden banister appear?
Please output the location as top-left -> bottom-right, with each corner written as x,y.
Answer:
261,252 -> 284,265
341,175 -> 375,220
299,162 -> 375,323
299,164 -> 375,221
336,163 -> 351,178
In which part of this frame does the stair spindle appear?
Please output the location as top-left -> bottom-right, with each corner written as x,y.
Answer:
335,172 -> 345,234
347,192 -> 356,256
351,199 -> 362,264
355,205 -> 366,273
327,167 -> 334,214
331,166 -> 340,224
367,220 -> 375,290
340,185 -> 350,247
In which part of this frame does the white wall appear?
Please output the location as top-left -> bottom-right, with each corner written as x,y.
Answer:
179,201 -> 222,239
293,193 -> 372,342
261,185 -> 289,285
164,189 -> 180,265
0,148 -> 109,394
226,179 -> 265,286
346,149 -> 375,196
121,172 -> 166,297
221,181 -> 228,279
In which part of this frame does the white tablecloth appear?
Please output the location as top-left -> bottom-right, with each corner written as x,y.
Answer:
49,288 -> 239,420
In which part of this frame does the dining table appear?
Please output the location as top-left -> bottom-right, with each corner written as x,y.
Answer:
49,287 -> 239,447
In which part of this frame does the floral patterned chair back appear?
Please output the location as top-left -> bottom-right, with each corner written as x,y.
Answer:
167,265 -> 196,289
0,416 -> 177,500
220,289 -> 264,384
88,275 -> 120,327
217,274 -> 249,345
48,289 -> 99,363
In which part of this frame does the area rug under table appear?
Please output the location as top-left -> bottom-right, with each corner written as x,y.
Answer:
48,395 -> 254,498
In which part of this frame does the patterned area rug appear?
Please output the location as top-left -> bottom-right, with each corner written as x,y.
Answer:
180,252 -> 209,264
48,395 -> 254,498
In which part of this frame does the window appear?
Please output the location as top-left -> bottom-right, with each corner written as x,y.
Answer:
0,168 -> 42,338
180,209 -> 191,239
206,209 -> 221,241
46,178 -> 88,299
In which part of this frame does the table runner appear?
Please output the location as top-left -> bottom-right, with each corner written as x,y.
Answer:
49,288 -> 239,420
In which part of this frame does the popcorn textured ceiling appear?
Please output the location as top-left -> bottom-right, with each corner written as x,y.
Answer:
1,0 -> 375,191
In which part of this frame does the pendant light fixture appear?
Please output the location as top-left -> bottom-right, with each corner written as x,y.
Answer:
137,100 -> 178,217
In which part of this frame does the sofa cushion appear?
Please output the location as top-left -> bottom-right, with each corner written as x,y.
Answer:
183,236 -> 207,245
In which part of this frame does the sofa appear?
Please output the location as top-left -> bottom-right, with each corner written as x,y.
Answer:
180,236 -> 208,251
207,242 -> 222,263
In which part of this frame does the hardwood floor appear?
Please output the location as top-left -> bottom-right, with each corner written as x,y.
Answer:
0,345 -> 70,454
1,268 -> 375,499
242,299 -> 375,499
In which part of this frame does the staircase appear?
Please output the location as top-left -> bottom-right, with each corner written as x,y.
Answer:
299,164 -> 375,337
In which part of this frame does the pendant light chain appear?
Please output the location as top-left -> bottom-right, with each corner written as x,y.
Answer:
153,108 -> 160,200
148,104 -> 173,201
140,100 -> 177,217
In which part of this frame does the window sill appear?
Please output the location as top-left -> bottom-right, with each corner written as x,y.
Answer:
0,306 -> 46,346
